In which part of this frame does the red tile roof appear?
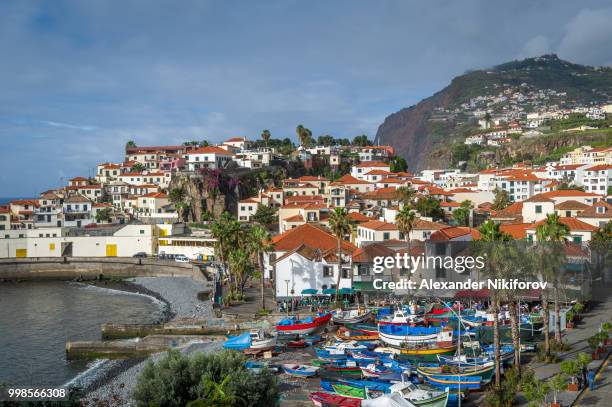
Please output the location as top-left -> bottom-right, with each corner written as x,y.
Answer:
554,200 -> 590,210
430,227 -> 481,241
352,243 -> 395,263
500,223 -> 531,239
528,217 -> 598,232
578,201 -> 612,218
190,146 -> 234,155
271,223 -> 357,253
359,220 -> 398,231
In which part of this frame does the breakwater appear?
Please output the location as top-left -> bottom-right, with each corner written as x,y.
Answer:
0,257 -> 205,281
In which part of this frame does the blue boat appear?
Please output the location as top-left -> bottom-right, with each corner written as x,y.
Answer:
223,332 -> 251,350
337,378 -> 393,392
315,348 -> 348,360
282,364 -> 319,377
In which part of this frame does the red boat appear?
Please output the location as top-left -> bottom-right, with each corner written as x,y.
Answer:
287,340 -> 307,348
308,391 -> 361,407
276,313 -> 332,335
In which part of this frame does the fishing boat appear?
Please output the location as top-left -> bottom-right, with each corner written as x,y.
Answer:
398,345 -> 457,361
346,323 -> 379,336
282,364 -> 319,377
336,326 -> 379,341
388,382 -> 449,407
378,325 -> 453,347
424,375 -> 481,390
336,378 -> 394,392
331,383 -> 372,399
308,391 -> 362,407
333,309 -> 373,325
324,340 -> 371,353
287,339 -> 308,348
275,312 -> 332,335
315,349 -> 348,360
323,365 -> 363,376
360,363 -> 397,378
361,393 -> 418,407
417,363 -> 494,384
223,329 -> 276,351
244,361 -> 280,374
379,310 -> 424,326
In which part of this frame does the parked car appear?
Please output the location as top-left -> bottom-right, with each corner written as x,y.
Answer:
133,252 -> 147,258
174,255 -> 190,263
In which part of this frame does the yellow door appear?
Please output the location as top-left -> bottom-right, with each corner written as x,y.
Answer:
15,248 -> 27,258
106,244 -> 117,257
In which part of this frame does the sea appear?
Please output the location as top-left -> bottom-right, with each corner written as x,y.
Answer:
0,281 -> 164,387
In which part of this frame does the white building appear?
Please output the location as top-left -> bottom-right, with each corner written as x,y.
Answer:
186,146 -> 234,171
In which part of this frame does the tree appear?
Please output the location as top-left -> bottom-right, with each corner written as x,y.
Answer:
183,141 -> 200,146
252,205 -> 277,228
328,208 -> 352,300
484,112 -> 492,128
352,134 -> 372,147
248,225 -> 273,311
475,220 -> 512,388
211,212 -> 242,296
396,206 -> 417,272
125,140 -> 137,149
389,156 -> 408,172
261,130 -> 271,147
317,134 -> 336,146
395,186 -> 416,207
131,163 -> 146,172
228,247 -> 252,297
199,140 -> 210,147
169,187 -> 190,222
296,125 -> 313,147
590,220 -> 611,281
491,188 -> 511,211
133,349 -> 277,407
453,200 -> 473,226
95,207 -> 112,223
536,213 -> 568,343
414,197 -> 445,221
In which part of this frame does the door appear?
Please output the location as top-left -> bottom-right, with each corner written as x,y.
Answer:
106,244 -> 117,257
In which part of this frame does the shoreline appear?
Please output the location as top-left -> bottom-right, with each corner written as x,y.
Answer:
73,276 -> 214,404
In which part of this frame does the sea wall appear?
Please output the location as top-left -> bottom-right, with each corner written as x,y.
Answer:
0,257 -> 204,281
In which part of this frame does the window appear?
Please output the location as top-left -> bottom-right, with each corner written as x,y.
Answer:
357,264 -> 370,276
535,205 -> 542,214
566,211 -> 571,217
140,229 -> 145,235
341,269 -> 349,279
572,236 -> 582,244
323,266 -> 333,277
383,232 -> 390,240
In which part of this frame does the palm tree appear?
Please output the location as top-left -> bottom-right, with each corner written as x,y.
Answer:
248,225 -> 274,311
168,187 -> 189,222
261,130 -> 271,148
536,214 -> 569,343
125,140 -> 137,149
395,186 -> 416,207
476,220 -> 512,388
187,374 -> 245,407
396,206 -> 417,271
296,124 -> 312,147
590,220 -> 611,282
328,208 -> 352,301
211,213 -> 242,296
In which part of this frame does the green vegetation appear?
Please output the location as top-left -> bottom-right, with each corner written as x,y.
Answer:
352,134 -> 373,147
94,207 -> 112,223
491,189 -> 511,211
453,200 -> 473,226
550,113 -> 612,132
130,163 -> 146,172
252,205 -> 277,227
414,196 -> 445,221
133,349 -> 278,407
389,155 -> 408,172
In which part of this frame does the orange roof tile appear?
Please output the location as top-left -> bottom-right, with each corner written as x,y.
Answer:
554,200 -> 590,210
528,217 -> 598,232
271,223 -> 357,253
500,223 -> 530,239
358,220 -> 398,231
430,227 -> 481,241
190,146 -> 234,155
356,161 -> 389,168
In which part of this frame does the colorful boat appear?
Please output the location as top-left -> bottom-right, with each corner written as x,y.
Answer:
308,391 -> 361,407
323,365 -> 363,376
346,323 -> 379,336
276,313 -> 332,335
424,375 -> 482,390
333,309 -> 373,325
388,382 -> 449,407
378,325 -> 453,347
223,329 -> 276,351
417,363 -> 494,384
331,383 -> 369,399
336,326 -> 379,341
398,345 -> 457,362
361,393 -> 417,407
282,364 -> 319,377
379,310 -> 424,326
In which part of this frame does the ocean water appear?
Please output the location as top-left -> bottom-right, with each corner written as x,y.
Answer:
0,281 -> 164,387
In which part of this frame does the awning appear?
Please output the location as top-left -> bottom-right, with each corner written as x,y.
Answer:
340,288 -> 354,295
301,288 -> 318,295
322,288 -> 336,295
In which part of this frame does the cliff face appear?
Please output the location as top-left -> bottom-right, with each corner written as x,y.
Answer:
375,55 -> 612,170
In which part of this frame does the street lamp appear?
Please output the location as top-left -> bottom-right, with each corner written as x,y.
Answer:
284,279 -> 290,316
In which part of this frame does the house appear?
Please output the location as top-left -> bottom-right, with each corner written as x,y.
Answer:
266,223 -> 357,299
68,177 -> 89,187
560,146 -> 612,166
554,200 -> 590,218
0,206 -> 10,231
356,220 -> 400,247
186,146 -> 234,171
521,195 -> 555,223
223,137 -> 250,151
351,162 -> 391,180
96,163 -> 122,183
278,202 -> 329,232
491,202 -> 523,223
34,192 -> 63,228
238,198 -> 260,222
329,174 -> 374,194
363,169 -> 393,183
351,243 -> 397,293
137,192 -> 171,217
525,218 -> 598,244
577,164 -> 612,194
62,195 -> 94,228
409,218 -> 446,241
577,201 -> 612,228
9,200 -> 40,229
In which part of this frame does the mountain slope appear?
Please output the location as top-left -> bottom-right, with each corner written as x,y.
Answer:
375,54 -> 612,170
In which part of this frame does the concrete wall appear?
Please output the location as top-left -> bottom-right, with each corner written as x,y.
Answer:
0,257 -> 198,281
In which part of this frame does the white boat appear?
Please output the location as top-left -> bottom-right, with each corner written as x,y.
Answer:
324,340 -> 368,354
379,310 -> 424,325
333,309 -> 373,324
378,326 -> 453,347
389,382 -> 449,407
362,393 -> 417,407
249,329 -> 277,350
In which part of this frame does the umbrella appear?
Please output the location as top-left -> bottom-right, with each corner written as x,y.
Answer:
322,288 -> 336,295
340,288 -> 353,295
301,288 -> 318,295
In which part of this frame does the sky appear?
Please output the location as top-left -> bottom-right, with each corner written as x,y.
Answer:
2,0 -> 612,196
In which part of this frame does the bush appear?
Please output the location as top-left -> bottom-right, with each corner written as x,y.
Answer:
484,368 -> 520,407
521,369 -> 549,407
133,349 -> 278,407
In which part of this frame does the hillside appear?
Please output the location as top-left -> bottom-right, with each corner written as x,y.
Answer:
375,54 -> 612,170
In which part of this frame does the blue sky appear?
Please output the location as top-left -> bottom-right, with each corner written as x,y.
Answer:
2,0 -> 612,196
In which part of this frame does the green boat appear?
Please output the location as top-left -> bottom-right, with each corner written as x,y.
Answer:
332,383 -> 367,399
417,362 -> 495,384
